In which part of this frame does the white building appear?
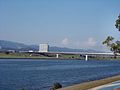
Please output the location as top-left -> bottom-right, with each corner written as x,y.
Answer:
39,44 -> 49,52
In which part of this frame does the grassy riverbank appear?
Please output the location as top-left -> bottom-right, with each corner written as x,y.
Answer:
0,53 -> 52,59
0,52 -> 120,60
0,52 -> 81,59
58,75 -> 120,90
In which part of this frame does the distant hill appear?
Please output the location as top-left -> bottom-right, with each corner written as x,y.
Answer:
49,46 -> 101,53
0,40 -> 103,53
0,40 -> 38,51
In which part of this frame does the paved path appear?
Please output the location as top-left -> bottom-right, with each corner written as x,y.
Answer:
58,75 -> 120,90
90,80 -> 120,90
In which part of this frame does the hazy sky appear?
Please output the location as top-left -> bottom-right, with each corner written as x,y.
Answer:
0,0 -> 120,51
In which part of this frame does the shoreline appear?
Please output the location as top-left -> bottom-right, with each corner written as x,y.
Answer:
0,57 -> 82,60
0,57 -> 120,60
58,75 -> 120,90
1,52 -> 120,60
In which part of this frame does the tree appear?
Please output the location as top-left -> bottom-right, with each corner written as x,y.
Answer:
103,14 -> 120,57
103,36 -> 117,57
115,14 -> 120,31
102,36 -> 114,47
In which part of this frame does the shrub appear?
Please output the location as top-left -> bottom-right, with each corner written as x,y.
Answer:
52,82 -> 62,90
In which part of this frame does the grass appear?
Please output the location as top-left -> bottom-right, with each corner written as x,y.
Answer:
0,52 -> 120,60
0,53 -> 49,59
0,53 -> 82,59
60,54 -> 81,59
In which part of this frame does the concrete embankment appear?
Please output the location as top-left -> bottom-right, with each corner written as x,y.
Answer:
58,75 -> 120,90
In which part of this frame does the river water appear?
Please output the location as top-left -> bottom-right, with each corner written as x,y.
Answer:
0,59 -> 120,90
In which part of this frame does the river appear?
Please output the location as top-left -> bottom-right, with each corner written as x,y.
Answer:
0,59 -> 120,90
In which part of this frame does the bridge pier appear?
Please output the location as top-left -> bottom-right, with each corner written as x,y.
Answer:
85,55 -> 88,61
56,54 -> 59,58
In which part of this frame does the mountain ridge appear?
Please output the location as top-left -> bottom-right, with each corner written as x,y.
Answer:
0,40 -> 103,53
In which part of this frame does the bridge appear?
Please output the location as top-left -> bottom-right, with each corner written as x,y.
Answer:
47,52 -> 114,61
27,51 -> 116,60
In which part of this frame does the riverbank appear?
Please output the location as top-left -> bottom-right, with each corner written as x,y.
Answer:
90,80 -> 120,90
0,52 -> 81,60
58,75 -> 120,90
1,52 -> 120,60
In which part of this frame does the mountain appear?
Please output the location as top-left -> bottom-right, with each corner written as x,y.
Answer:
0,40 -> 103,52
49,46 -> 103,53
0,40 -> 38,51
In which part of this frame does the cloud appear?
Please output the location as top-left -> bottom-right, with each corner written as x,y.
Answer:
84,37 -> 96,47
61,38 -> 69,45
74,37 -> 97,48
59,37 -> 97,49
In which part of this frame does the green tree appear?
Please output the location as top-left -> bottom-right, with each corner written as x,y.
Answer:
103,14 -> 120,58
102,36 -> 114,47
115,14 -> 120,31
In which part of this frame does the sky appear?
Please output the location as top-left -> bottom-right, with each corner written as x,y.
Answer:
0,0 -> 120,51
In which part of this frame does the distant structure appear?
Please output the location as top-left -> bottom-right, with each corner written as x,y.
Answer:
39,44 -> 49,52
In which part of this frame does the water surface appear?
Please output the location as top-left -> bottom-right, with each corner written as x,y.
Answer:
0,59 -> 120,90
